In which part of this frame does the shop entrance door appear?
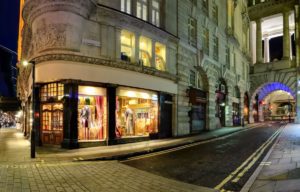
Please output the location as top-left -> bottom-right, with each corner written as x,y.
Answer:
159,93 -> 172,138
190,104 -> 206,133
41,104 -> 63,145
220,105 -> 226,127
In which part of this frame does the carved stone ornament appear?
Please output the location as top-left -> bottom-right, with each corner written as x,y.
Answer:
29,19 -> 67,54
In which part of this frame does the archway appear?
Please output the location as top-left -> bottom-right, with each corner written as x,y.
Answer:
251,82 -> 295,122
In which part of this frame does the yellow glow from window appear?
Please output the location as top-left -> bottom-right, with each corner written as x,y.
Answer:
79,86 -> 106,96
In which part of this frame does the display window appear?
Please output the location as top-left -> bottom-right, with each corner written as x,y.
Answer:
116,87 -> 158,138
139,36 -> 152,67
78,86 -> 107,141
155,42 -> 166,71
121,30 -> 135,62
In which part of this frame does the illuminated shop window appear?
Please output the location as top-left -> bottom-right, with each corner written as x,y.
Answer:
137,0 -> 148,21
116,87 -> 158,138
78,86 -> 107,141
155,42 -> 166,71
121,0 -> 131,14
40,83 -> 64,102
151,0 -> 160,27
121,30 -> 135,62
139,36 -> 152,67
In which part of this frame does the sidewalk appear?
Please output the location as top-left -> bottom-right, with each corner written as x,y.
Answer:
0,128 -> 31,163
36,124 -> 260,162
242,123 -> 300,192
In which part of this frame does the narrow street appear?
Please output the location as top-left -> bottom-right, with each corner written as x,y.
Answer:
122,122 -> 285,191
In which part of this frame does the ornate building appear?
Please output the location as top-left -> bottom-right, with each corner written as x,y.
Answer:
247,0 -> 300,123
17,0 -> 252,148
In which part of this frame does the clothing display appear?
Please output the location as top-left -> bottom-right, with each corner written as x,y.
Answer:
78,96 -> 106,141
116,96 -> 158,138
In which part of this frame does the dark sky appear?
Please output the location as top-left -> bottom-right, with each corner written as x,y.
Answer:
0,0 -> 20,52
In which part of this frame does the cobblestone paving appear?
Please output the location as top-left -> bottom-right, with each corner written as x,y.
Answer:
0,128 -> 216,192
0,161 -> 217,192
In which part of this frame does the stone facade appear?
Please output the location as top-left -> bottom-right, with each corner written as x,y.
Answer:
17,0 -> 251,147
176,0 -> 250,135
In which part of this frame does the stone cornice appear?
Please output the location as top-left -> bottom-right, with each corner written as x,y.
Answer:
248,0 -> 295,21
32,54 -> 178,82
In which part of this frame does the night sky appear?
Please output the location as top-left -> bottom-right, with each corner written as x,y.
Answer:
0,0 -> 19,97
0,0 -> 20,52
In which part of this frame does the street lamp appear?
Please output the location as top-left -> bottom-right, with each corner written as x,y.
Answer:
22,60 -> 36,158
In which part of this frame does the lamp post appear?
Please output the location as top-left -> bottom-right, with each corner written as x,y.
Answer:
23,60 -> 36,158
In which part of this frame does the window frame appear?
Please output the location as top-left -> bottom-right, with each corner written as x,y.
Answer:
121,0 -> 131,14
137,0 -> 148,21
188,17 -> 197,47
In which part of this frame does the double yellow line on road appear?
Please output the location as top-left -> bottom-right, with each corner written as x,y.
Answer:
122,124 -> 263,162
214,124 -> 285,191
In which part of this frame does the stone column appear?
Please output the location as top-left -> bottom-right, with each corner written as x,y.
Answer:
264,36 -> 270,63
115,28 -> 121,60
295,5 -> 300,123
135,34 -> 140,64
283,10 -> 291,59
256,19 -> 263,63
62,83 -> 79,149
107,85 -> 117,145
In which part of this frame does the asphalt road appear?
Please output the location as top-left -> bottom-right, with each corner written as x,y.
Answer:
122,122 -> 285,191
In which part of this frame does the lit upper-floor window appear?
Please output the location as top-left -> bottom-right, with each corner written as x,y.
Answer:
188,17 -> 197,47
139,36 -> 152,67
155,42 -> 166,71
40,83 -> 64,102
121,0 -> 131,14
121,30 -> 135,62
151,0 -> 160,27
137,0 -> 148,21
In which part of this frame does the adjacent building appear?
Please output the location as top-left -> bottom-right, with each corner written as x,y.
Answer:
17,0 -> 251,149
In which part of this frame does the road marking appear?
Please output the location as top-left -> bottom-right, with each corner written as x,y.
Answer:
260,161 -> 272,166
122,124 -> 265,163
214,125 -> 284,190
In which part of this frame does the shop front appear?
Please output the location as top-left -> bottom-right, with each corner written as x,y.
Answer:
188,88 -> 207,133
37,82 -> 172,148
244,93 -> 249,124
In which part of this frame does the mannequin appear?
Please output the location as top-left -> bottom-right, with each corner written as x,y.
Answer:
80,105 -> 90,140
125,106 -> 133,135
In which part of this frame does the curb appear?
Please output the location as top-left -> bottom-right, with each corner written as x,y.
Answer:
81,126 -> 253,161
